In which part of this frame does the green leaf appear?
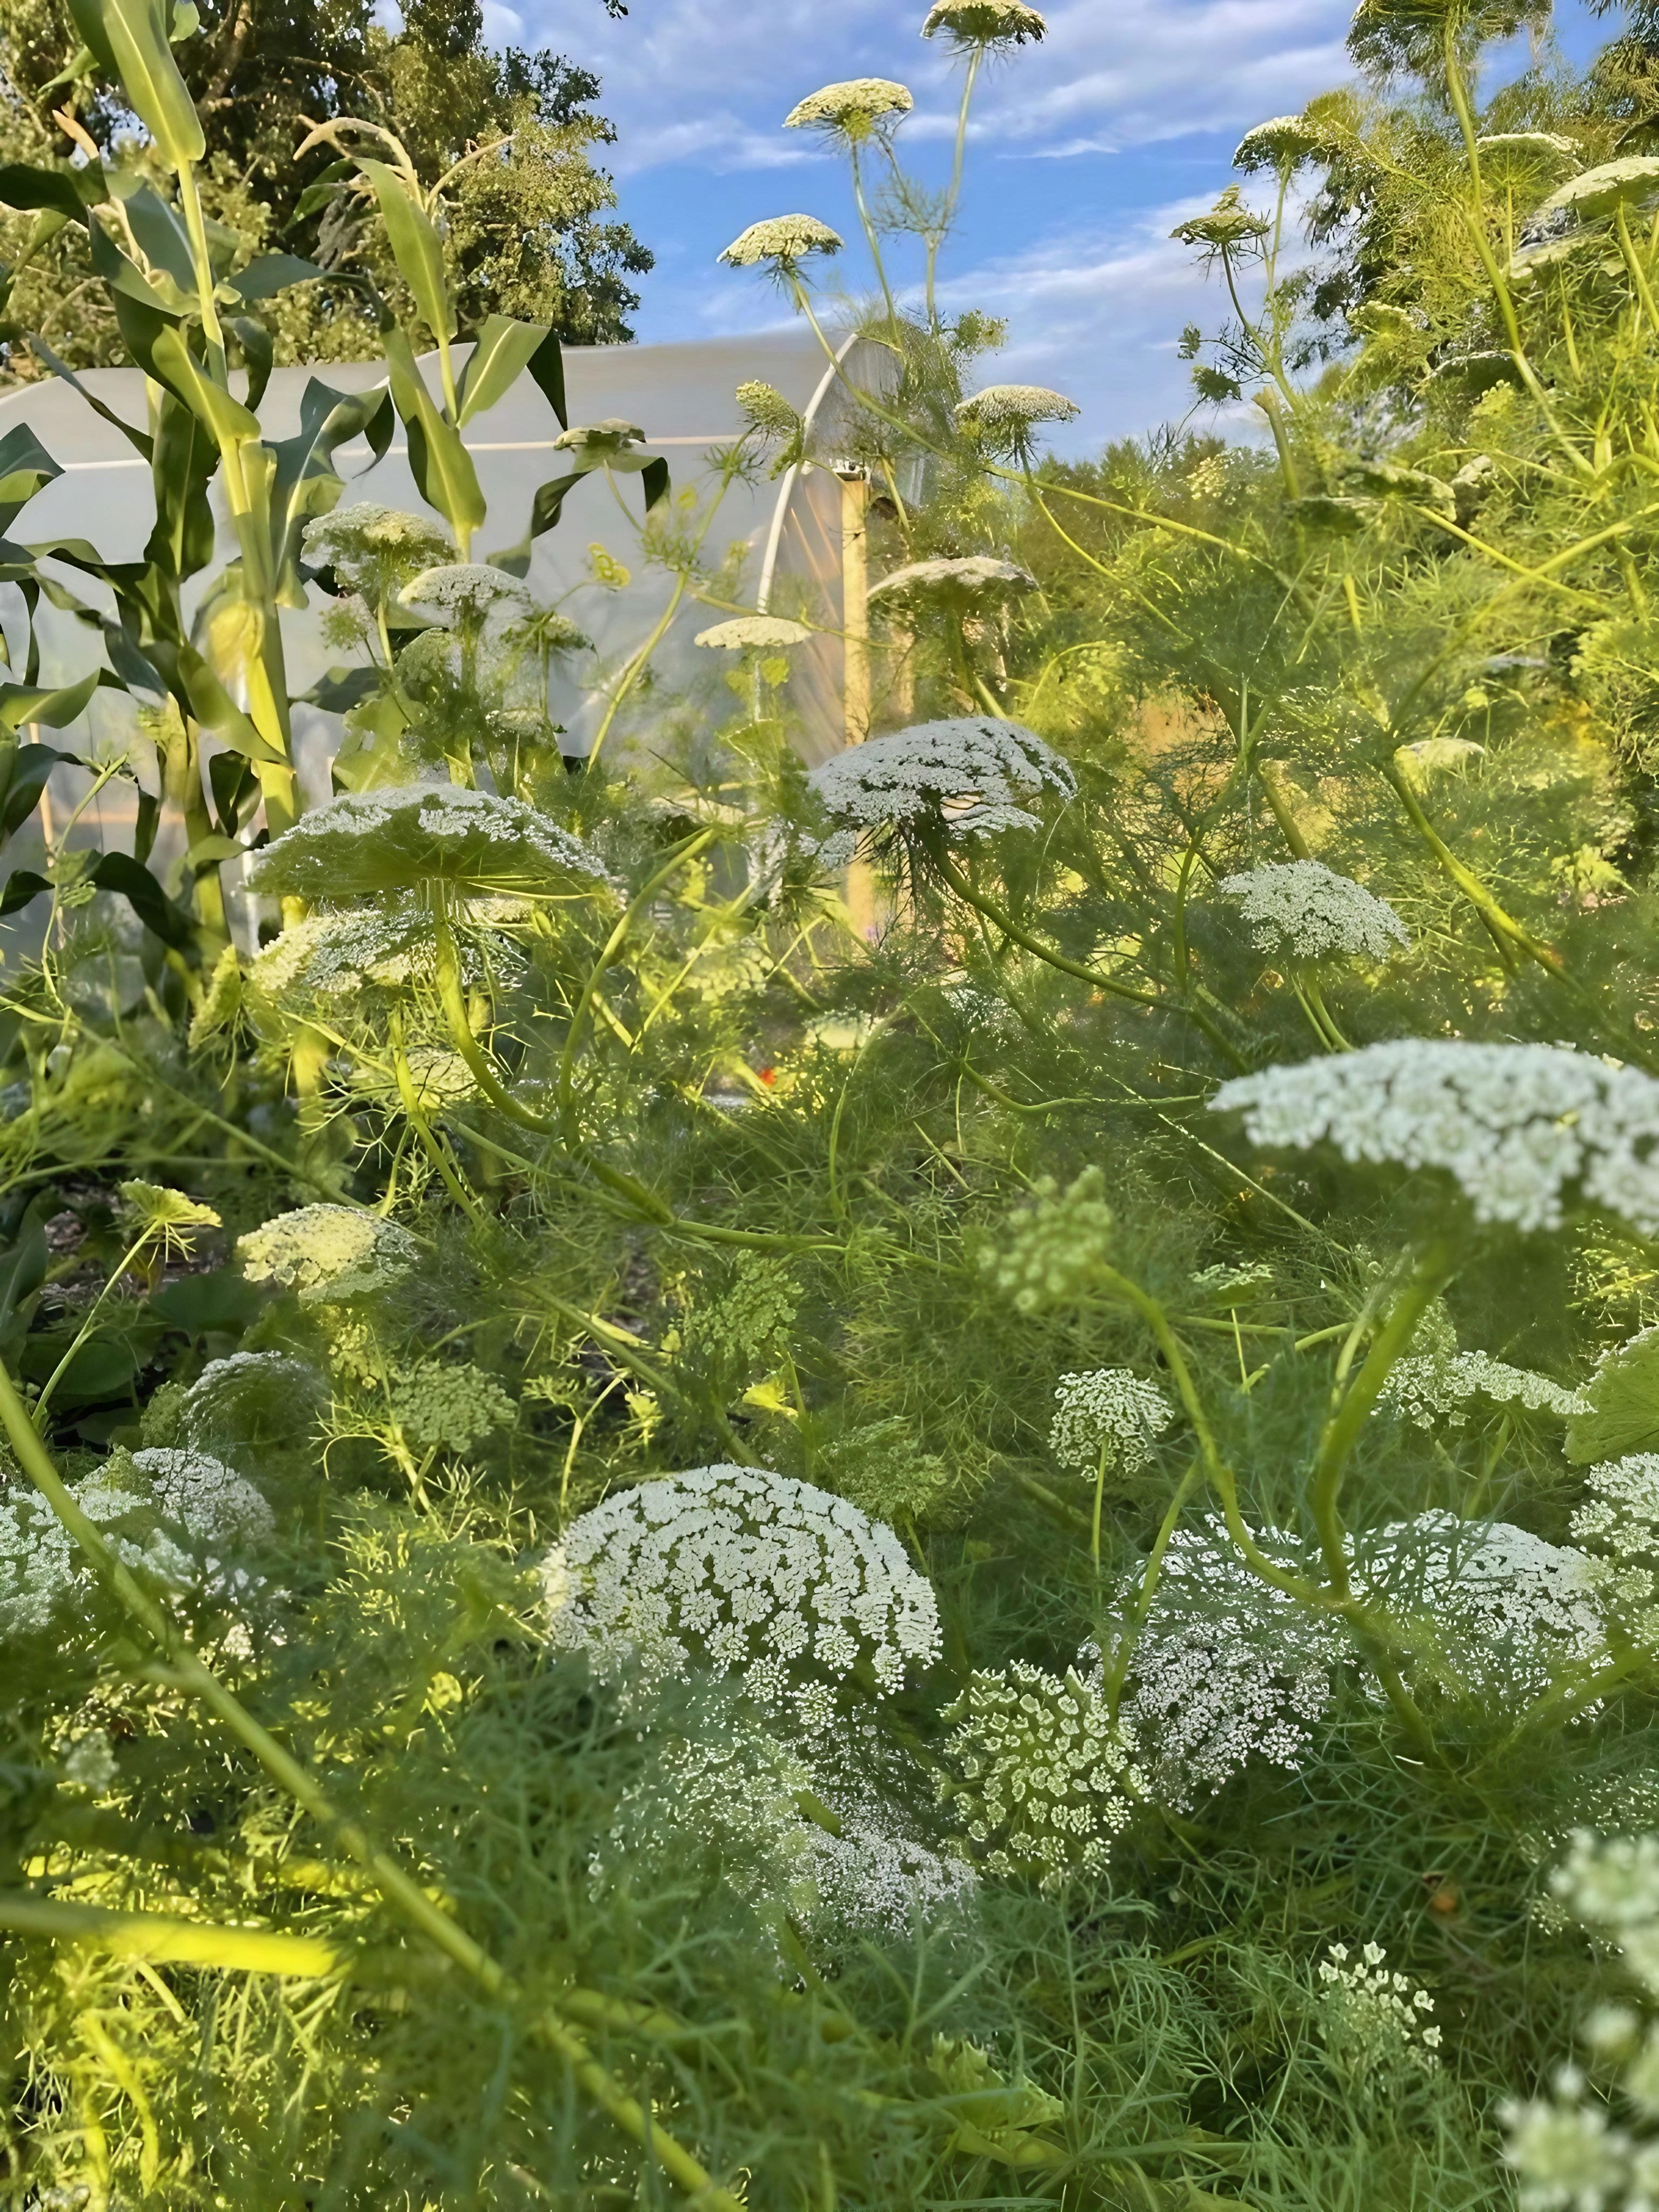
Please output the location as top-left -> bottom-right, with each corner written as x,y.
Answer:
1567,1330 -> 1659,1464
0,162 -> 104,223
267,377 -> 395,605
486,467 -> 585,573
0,867 -> 50,914
288,160 -> 351,225
64,0 -> 204,168
359,158 -> 453,345
148,324 -> 260,446
226,253 -> 323,303
89,849 -> 197,950
525,324 -> 566,429
151,1264 -> 263,1332
223,312 -> 273,411
0,424 -> 62,533
641,454 -> 670,512
300,664 -> 382,713
176,642 -> 285,764
0,743 -> 62,837
89,216 -> 188,321
0,671 -> 99,733
28,337 -> 152,459
382,324 -> 484,541
143,384 -> 217,584
122,183 -> 195,290
458,316 -> 550,426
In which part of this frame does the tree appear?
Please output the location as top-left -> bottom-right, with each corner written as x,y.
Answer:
0,0 -> 652,373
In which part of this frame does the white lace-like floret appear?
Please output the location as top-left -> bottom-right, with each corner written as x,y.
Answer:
1318,1941 -> 1441,2072
1213,1041 -> 1659,1235
1233,116 -> 1330,172
398,564 -> 531,622
953,386 -> 1079,440
236,1205 -> 420,1303
1216,860 -> 1409,961
1050,1369 -> 1175,1474
784,79 -> 914,131
807,717 -> 1075,859
867,556 -> 1036,604
1380,1348 -> 1582,1429
1502,2079 -> 1635,2212
249,907 -> 426,1001
1114,1517 -> 1345,1807
543,1465 -> 941,1716
1571,1457 -> 1659,1645
694,615 -> 814,649
720,216 -> 844,268
939,1661 -> 1143,1887
129,1449 -> 275,1549
252,784 -> 613,897
386,1359 -> 517,1454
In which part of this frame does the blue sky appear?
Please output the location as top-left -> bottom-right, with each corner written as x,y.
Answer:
483,0 -> 1608,455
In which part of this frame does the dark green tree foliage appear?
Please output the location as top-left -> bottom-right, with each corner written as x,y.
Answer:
0,0 -> 651,371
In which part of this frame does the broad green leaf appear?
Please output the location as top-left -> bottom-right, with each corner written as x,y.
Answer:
0,743 -> 63,837
225,253 -> 323,302
64,0 -> 205,168
458,316 -> 550,426
143,384 -> 218,585
268,377 -> 394,603
486,468 -> 585,575
223,312 -> 273,411
0,867 -> 50,915
359,158 -> 453,344
149,324 -> 260,447
28,337 -> 152,459
0,425 -> 61,534
0,671 -> 99,732
176,642 -> 286,765
89,849 -> 197,951
1567,1329 -> 1659,1463
0,162 -> 103,223
89,216 -> 189,320
122,183 -> 195,289
382,324 -> 484,540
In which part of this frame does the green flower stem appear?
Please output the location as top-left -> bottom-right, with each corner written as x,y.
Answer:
1378,757 -> 1562,974
32,1226 -> 157,1426
1307,1242 -> 1455,1604
0,1891 -> 347,1978
928,847 -> 1249,1071
0,1357 -> 744,2212
1101,1459 -> 1202,1721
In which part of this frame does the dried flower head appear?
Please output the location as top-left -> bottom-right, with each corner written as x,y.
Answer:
1213,1041 -> 1659,1236
922,0 -> 1046,48
1050,1369 -> 1175,1473
719,216 -> 844,271
544,1465 -> 941,1720
236,1205 -> 420,1304
694,615 -> 814,650
1215,860 -> 1410,962
938,1662 -> 1143,1887
784,79 -> 914,136
807,716 -> 1075,863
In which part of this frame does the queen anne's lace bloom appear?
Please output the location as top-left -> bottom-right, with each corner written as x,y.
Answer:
129,1449 -> 276,1549
867,556 -> 1036,605
922,0 -> 1046,45
1216,860 -> 1409,961
386,1360 -> 517,1454
1571,1457 -> 1659,1646
1380,1346 -> 1582,1429
236,1205 -> 420,1303
784,79 -> 913,132
543,1465 -> 941,1718
953,387 -> 1079,450
1050,1369 -> 1175,1473
251,783 -> 613,900
398,564 -> 530,622
694,615 -> 814,649
1213,1041 -> 1659,1236
938,1662 -> 1143,1887
1233,115 -> 1330,171
808,717 -> 1075,861
719,216 -> 844,269
980,1168 -> 1113,1312
1318,1942 -> 1441,2073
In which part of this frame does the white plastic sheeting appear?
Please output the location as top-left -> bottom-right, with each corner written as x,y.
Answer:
0,326 -> 882,944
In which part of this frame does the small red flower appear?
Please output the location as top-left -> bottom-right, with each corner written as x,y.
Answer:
757,1065 -> 777,1085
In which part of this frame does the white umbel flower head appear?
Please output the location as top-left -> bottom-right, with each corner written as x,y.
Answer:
694,615 -> 814,650
922,0 -> 1046,48
1050,1369 -> 1175,1474
250,783 -> 614,901
398,564 -> 530,625
807,716 -> 1075,862
867,556 -> 1037,607
1318,1942 -> 1441,2073
543,1465 -> 941,1719
938,1661 -> 1142,1887
784,79 -> 914,136
1570,1456 -> 1659,1647
236,1205 -> 420,1303
954,386 -> 1079,457
720,216 -> 844,271
1216,860 -> 1410,962
1233,115 -> 1330,172
1380,1346 -> 1582,1430
130,1449 -> 276,1549
551,420 -> 648,464
1212,1041 -> 1659,1236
